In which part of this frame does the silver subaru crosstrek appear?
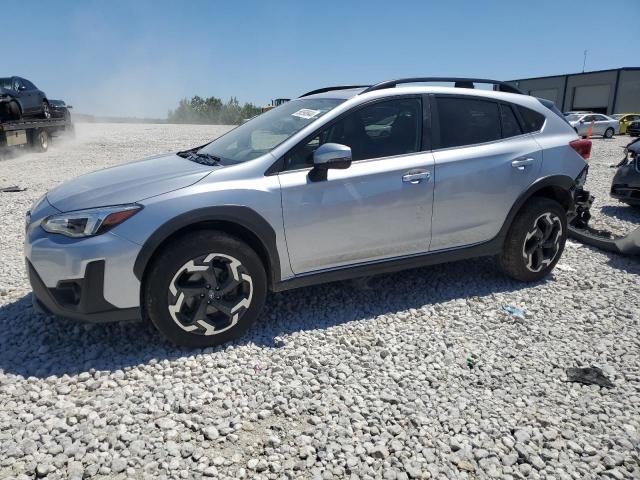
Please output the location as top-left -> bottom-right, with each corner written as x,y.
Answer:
25,78 -> 592,347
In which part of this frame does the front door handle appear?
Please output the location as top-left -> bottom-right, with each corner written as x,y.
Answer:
402,170 -> 431,184
511,157 -> 535,170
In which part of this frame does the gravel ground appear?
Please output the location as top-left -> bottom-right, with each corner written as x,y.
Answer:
0,125 -> 638,480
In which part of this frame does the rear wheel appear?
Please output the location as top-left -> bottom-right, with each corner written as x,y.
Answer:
497,198 -> 567,282
32,129 -> 49,152
604,127 -> 614,139
41,100 -> 51,119
144,231 -> 267,348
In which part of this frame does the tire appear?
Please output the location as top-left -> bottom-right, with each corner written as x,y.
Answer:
32,129 -> 49,152
2,100 -> 22,121
41,100 -> 51,119
604,127 -> 614,139
497,197 -> 567,282
144,230 -> 267,348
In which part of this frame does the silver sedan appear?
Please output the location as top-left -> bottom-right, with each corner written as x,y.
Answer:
567,113 -> 619,138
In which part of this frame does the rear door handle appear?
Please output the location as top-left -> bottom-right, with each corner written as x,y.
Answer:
511,157 -> 535,170
402,170 -> 431,184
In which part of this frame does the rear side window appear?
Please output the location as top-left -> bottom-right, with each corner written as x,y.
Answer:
436,97 -> 501,148
500,104 -> 523,138
517,106 -> 545,132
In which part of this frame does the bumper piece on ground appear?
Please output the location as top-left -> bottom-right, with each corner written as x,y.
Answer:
27,259 -> 140,323
568,188 -> 640,256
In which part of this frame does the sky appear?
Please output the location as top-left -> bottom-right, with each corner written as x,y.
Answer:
5,0 -> 638,118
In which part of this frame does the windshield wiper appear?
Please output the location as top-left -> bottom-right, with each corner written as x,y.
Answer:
177,150 -> 221,166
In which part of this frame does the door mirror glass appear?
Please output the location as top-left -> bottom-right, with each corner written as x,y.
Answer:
17,85 -> 26,91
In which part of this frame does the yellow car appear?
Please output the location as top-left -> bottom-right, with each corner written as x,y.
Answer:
612,113 -> 640,134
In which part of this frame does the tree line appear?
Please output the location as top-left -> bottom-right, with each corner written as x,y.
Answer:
167,96 -> 262,125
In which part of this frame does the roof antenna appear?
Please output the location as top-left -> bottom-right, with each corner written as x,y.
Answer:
582,50 -> 587,73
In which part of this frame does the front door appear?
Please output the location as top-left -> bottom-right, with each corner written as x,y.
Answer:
279,97 -> 435,274
13,78 -> 34,114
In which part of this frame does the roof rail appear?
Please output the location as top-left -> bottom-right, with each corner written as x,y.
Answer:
299,85 -> 370,98
360,77 -> 524,95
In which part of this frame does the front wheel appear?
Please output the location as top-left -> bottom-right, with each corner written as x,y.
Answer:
1,101 -> 22,121
144,231 -> 267,348
497,198 -> 567,282
603,127 -> 614,139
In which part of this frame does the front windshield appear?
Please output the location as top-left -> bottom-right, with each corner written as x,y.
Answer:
198,98 -> 344,164
566,114 -> 582,122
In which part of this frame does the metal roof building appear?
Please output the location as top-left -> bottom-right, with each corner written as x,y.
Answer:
508,67 -> 640,114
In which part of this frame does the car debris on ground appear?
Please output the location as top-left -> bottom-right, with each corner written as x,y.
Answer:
566,367 -> 615,388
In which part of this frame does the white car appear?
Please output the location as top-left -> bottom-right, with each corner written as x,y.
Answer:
566,113 -> 619,138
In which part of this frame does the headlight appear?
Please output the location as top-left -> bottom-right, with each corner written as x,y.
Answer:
41,204 -> 142,238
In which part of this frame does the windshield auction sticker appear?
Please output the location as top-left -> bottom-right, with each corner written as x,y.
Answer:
291,108 -> 321,119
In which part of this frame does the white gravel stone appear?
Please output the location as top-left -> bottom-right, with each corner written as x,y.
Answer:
0,125 -> 639,479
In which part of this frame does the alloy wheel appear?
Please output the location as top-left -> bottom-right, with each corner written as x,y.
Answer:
167,253 -> 253,336
522,212 -> 563,272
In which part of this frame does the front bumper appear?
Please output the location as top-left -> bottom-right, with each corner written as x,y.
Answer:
25,197 -> 143,322
28,259 -> 140,322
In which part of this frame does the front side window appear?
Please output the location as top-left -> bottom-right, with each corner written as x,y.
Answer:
436,97 -> 501,148
197,98 -> 343,165
285,97 -> 422,170
13,78 -> 22,91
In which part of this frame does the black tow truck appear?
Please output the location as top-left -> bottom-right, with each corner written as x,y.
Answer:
0,116 -> 73,154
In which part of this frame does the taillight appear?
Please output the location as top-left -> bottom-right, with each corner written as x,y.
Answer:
570,139 -> 592,161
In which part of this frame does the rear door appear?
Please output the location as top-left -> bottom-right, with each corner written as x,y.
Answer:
593,114 -> 611,135
430,96 -> 542,250
279,96 -> 435,274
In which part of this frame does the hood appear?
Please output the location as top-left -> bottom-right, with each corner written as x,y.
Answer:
47,153 -> 216,212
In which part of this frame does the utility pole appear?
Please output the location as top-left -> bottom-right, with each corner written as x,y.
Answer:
582,50 -> 587,73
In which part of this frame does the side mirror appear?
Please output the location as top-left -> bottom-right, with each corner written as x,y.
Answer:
66,105 -> 73,109
309,143 -> 352,181
17,85 -> 27,91
309,143 -> 351,182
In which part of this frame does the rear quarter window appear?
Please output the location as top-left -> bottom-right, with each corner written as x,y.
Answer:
500,104 -> 523,138
517,106 -> 546,133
